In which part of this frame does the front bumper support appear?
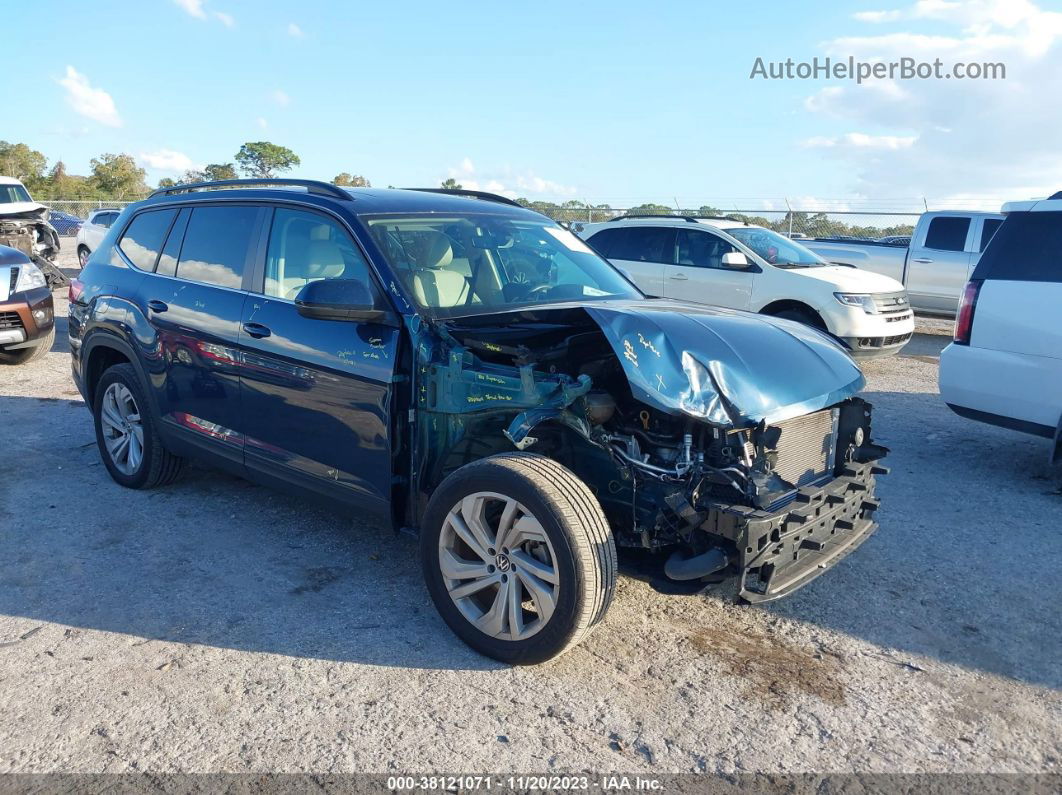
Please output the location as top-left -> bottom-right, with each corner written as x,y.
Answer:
703,460 -> 887,603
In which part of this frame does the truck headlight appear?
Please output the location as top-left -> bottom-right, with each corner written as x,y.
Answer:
13,262 -> 48,293
834,293 -> 876,314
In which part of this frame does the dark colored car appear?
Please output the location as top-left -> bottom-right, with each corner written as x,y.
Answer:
69,180 -> 888,663
0,245 -> 56,364
47,209 -> 84,236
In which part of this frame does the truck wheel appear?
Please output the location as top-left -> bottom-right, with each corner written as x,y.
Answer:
93,363 -> 184,489
421,453 -> 617,664
0,327 -> 54,365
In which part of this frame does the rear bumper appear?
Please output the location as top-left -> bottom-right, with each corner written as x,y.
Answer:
709,460 -> 886,603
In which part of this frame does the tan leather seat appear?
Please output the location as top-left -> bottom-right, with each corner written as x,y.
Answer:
411,232 -> 469,307
283,239 -> 346,299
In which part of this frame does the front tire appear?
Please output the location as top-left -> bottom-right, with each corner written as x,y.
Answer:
421,453 -> 617,664
0,327 -> 54,365
771,306 -> 826,330
93,363 -> 184,489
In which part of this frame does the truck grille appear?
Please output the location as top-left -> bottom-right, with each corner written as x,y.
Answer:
0,311 -> 23,330
772,409 -> 838,488
872,291 -> 911,315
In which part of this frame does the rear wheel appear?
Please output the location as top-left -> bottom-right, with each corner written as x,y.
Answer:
0,327 -> 54,365
93,364 -> 184,489
421,453 -> 617,664
78,246 -> 90,268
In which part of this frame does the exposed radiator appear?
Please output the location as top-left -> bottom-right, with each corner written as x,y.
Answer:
773,408 -> 839,488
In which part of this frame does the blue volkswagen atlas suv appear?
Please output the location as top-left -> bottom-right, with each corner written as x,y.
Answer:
69,180 -> 888,663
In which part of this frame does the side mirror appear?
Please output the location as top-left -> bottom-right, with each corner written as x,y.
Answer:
721,252 -> 749,270
294,279 -> 397,325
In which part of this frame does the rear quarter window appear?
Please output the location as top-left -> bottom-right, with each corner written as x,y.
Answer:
973,211 -> 1062,283
115,209 -> 177,271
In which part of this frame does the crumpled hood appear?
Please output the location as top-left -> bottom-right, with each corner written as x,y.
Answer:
584,299 -> 865,427
0,202 -> 48,220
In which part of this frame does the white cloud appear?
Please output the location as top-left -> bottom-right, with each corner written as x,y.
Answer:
272,89 -> 290,107
803,132 -> 917,150
803,0 -> 1062,200
256,117 -> 269,129
287,22 -> 304,38
445,158 -> 577,199
853,10 -> 904,22
173,0 -> 206,19
57,66 -> 122,127
138,149 -> 203,173
173,0 -> 234,27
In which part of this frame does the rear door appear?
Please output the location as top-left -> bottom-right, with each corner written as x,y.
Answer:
238,204 -> 399,515
136,203 -> 266,464
597,226 -> 673,296
663,228 -> 754,309
906,215 -> 973,313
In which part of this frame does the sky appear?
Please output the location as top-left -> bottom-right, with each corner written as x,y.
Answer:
5,0 -> 1062,212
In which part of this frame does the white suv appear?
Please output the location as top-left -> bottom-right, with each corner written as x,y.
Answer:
939,194 -> 1062,462
75,208 -> 121,267
574,216 -> 915,359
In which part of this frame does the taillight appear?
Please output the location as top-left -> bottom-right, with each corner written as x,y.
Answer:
68,278 -> 85,304
953,279 -> 982,345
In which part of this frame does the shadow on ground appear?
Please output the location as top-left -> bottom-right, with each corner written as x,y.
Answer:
0,390 -> 1058,685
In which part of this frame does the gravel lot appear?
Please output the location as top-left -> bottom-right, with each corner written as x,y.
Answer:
1,249 -> 1059,775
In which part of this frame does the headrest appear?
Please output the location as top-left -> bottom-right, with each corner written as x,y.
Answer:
303,240 -> 345,278
418,231 -> 453,269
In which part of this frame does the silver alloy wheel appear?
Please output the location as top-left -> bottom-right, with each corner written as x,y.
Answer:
99,382 -> 144,476
78,248 -> 89,267
439,492 -> 560,642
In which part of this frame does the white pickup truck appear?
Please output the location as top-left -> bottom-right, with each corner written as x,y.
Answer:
804,211 -> 1003,316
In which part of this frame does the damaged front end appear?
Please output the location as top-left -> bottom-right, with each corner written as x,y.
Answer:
0,205 -> 67,288
408,299 -> 888,603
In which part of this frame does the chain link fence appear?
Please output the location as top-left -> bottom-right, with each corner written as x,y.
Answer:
37,199 -> 920,243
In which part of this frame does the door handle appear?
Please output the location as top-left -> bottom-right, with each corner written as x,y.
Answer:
912,258 -> 933,264
242,322 -> 271,339
670,273 -> 689,280
147,300 -> 168,313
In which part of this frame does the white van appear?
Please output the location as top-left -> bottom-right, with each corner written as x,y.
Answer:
574,216 -> 915,359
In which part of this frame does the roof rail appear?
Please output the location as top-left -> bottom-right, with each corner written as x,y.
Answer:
149,178 -> 351,200
407,188 -> 524,208
607,214 -> 736,223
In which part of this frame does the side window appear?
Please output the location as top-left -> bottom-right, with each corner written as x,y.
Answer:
100,212 -> 118,228
176,206 -> 259,289
155,209 -> 190,278
924,217 -> 970,252
585,228 -> 620,258
973,211 -> 1062,283
980,218 -> 1003,252
675,230 -> 737,269
115,209 -> 177,271
263,207 -> 379,301
609,227 -> 675,264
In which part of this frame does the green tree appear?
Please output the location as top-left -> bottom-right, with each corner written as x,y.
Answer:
332,173 -> 370,187
0,141 -> 48,187
626,203 -> 674,216
235,141 -> 300,178
89,153 -> 148,198
440,177 -> 463,190
204,163 -> 237,181
157,177 -> 177,189
180,169 -> 207,184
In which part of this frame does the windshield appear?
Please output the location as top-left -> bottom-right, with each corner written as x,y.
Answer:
728,227 -> 827,268
365,214 -> 642,317
0,184 -> 32,204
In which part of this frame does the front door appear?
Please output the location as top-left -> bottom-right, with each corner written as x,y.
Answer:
663,228 -> 755,309
238,205 -> 399,513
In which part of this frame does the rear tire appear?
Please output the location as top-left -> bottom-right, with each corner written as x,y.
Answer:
78,246 -> 90,268
0,326 -> 54,365
93,363 -> 184,489
421,453 -> 617,664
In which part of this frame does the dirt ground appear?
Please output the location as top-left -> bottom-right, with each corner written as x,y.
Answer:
0,248 -> 1058,774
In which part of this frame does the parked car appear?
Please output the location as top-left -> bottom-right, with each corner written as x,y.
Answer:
572,216 -> 914,359
70,180 -> 889,663
0,176 -> 68,287
47,209 -> 84,236
75,208 -> 122,267
940,194 -> 1062,462
805,211 -> 1004,316
0,244 -> 56,364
